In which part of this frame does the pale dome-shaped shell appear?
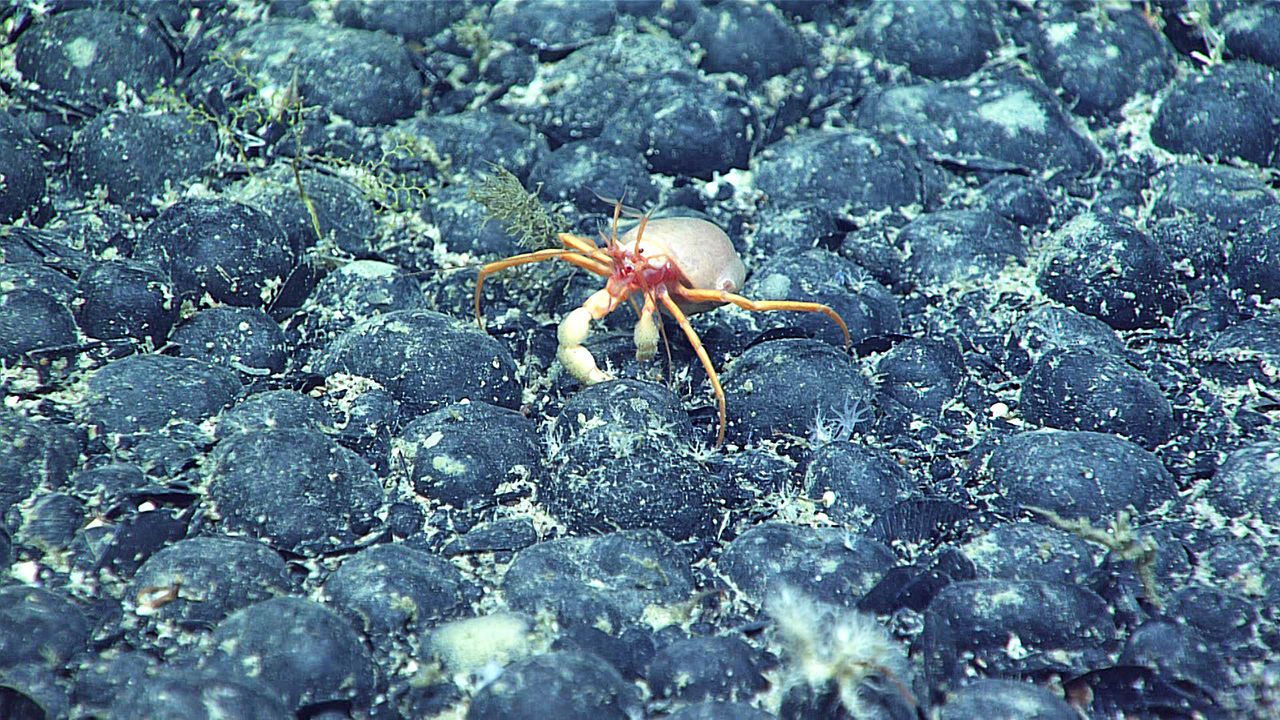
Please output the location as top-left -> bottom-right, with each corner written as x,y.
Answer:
619,217 -> 747,298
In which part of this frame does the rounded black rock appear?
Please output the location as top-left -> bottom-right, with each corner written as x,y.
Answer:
237,168 -> 377,258
552,624 -> 654,682
688,1 -> 805,83
14,9 -> 174,107
1227,205 -> 1280,301
333,0 -> 470,43
502,530 -> 694,629
1006,305 -> 1128,376
876,336 -> 967,415
750,203 -> 842,257
209,596 -> 378,712
1150,215 -> 1229,290
602,71 -> 752,179
70,645 -> 155,715
81,354 -> 242,438
667,702 -> 776,720
326,384 -> 401,466
646,636 -> 768,703
215,389 -> 332,439
489,0 -> 617,53
206,428 -> 385,555
401,110 -> 548,183
960,522 -> 1099,586
68,463 -> 153,512
322,543 -> 480,648
1222,3 -> 1280,69
0,412 -> 78,521
313,309 -> 520,420
898,209 -> 1025,284
68,110 -> 215,215
1031,7 -> 1174,119
17,492 -> 84,553
127,537 -> 293,632
856,76 -> 1103,179
0,112 -> 48,223
855,0 -> 1001,79
296,260 -> 429,351
920,579 -> 1116,702
0,288 -> 77,360
132,198 -> 298,308
802,444 -> 917,529
423,184 -> 528,259
107,666 -> 290,720
171,306 -> 290,376
978,429 -> 1177,521
467,650 -> 640,720
72,260 -> 177,345
743,251 -> 901,348
981,174 -> 1054,228
1149,163 -> 1278,234
754,129 -> 939,215
1020,347 -> 1175,449
1151,61 -> 1280,166
0,253 -> 77,301
528,138 -> 659,212
1203,440 -> 1280,522
1201,314 -> 1280,387
938,679 -> 1077,720
0,586 -> 90,671
394,401 -> 541,508
1120,620 -> 1232,693
1168,585 -> 1265,661
537,34 -> 689,146
721,338 -> 873,443
544,380 -> 723,540
1037,212 -> 1182,330
718,523 -> 896,607
201,20 -> 423,126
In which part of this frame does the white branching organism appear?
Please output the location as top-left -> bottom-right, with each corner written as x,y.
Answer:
767,586 -> 915,719
808,396 -> 873,445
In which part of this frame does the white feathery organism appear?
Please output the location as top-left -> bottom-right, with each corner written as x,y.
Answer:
767,586 -> 912,719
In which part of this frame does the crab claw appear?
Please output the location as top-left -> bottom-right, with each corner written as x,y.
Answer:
557,288 -> 617,386
633,297 -> 659,362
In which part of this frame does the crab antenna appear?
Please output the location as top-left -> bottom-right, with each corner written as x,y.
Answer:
634,211 -> 650,245
590,188 -> 624,207
591,188 -> 649,221
611,197 -> 623,245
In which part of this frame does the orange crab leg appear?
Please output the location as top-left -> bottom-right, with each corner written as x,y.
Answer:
474,248 -> 612,327
553,230 -> 614,271
674,288 -> 852,349
558,249 -> 612,277
657,292 -> 728,446
558,232 -> 612,262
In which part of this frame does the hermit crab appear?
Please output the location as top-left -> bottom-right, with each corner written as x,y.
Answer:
474,203 -> 851,446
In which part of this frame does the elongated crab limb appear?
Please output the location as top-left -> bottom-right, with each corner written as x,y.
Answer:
656,291 -> 730,445
674,287 -> 853,349
473,238 -> 612,328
